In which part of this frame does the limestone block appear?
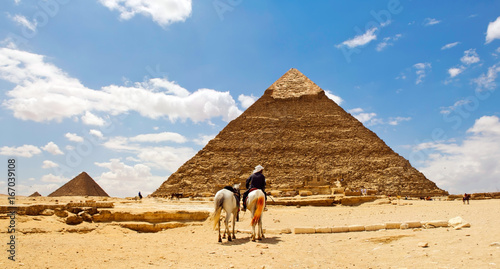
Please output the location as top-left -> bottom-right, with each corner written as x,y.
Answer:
294,227 -> 315,234
332,188 -> 345,194
331,226 -> 349,233
423,220 -> 448,228
385,222 -> 402,229
315,227 -> 332,233
280,228 -> 292,234
364,224 -> 386,231
299,191 -> 312,197
269,190 -> 282,197
403,221 -> 422,228
348,225 -> 365,232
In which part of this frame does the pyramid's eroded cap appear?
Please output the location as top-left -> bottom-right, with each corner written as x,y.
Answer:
267,68 -> 323,99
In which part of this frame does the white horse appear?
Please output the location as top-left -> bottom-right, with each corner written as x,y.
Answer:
247,189 -> 266,241
212,184 -> 240,242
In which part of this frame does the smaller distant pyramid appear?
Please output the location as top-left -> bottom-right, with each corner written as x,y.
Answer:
48,172 -> 109,197
29,191 -> 42,197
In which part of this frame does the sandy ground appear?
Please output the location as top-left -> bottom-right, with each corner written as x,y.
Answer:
1,196 -> 500,269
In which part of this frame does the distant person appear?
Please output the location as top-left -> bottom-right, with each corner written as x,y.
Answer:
242,165 -> 266,212
138,191 -> 143,199
463,193 -> 470,204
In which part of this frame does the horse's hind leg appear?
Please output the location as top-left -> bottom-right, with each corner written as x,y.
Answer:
218,218 -> 222,243
226,214 -> 232,242
231,212 -> 236,240
259,218 -> 264,239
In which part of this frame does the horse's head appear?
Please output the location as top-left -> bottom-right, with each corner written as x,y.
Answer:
233,183 -> 241,193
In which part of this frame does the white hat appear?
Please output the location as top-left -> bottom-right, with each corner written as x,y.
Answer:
253,165 -> 264,174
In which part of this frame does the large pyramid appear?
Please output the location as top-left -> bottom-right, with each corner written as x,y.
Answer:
152,69 -> 447,197
48,172 -> 109,197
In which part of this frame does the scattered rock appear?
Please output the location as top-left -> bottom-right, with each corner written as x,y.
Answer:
65,214 -> 83,225
448,216 -> 471,229
78,212 -> 93,223
489,242 -> 500,247
417,242 -> 429,248
40,209 -> 54,216
54,208 -> 68,218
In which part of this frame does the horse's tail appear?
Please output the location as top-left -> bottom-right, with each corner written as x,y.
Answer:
251,195 -> 265,226
212,194 -> 224,230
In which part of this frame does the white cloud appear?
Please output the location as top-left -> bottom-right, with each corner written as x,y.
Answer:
98,0 -> 192,27
441,42 -> 460,50
376,34 -> 402,52
324,90 -> 343,105
460,49 -> 480,65
337,27 -> 378,49
485,16 -> 500,44
42,160 -> 59,169
473,64 -> 500,92
95,158 -> 165,197
348,108 -> 377,125
440,99 -> 471,115
65,132 -> 84,142
238,94 -> 257,109
193,134 -> 216,146
413,62 -> 431,84
81,111 -> 106,126
9,14 -> 37,32
0,144 -> 41,157
448,66 -> 464,78
423,18 -> 441,26
17,183 -> 60,196
103,136 -> 196,172
40,173 -> 68,183
348,108 -> 410,126
129,132 -> 187,143
417,115 -> 500,194
89,129 -> 104,138
0,47 -> 242,123
41,141 -> 64,155
387,116 -> 411,126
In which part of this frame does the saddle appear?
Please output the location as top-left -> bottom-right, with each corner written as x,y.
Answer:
248,188 -> 259,193
223,186 -> 241,202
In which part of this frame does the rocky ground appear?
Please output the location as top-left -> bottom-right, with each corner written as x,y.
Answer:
1,196 -> 499,268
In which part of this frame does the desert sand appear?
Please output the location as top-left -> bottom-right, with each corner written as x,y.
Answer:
1,196 -> 499,269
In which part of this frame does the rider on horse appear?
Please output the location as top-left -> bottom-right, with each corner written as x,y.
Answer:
242,164 -> 266,212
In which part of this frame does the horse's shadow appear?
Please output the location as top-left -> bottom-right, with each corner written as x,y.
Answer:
219,235 -> 282,246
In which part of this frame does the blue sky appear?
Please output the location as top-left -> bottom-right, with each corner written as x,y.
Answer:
1,0 -> 500,197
